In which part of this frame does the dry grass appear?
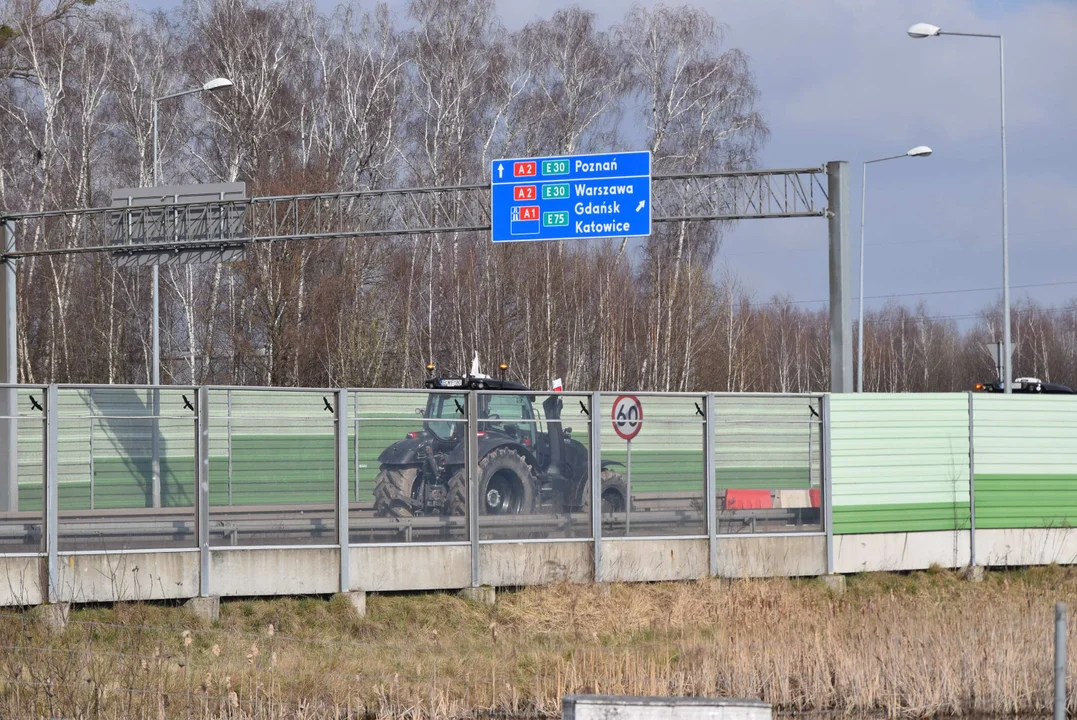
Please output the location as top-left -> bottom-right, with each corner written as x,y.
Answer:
2,566 -> 1077,718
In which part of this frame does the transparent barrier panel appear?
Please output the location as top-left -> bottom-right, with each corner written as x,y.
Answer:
600,395 -> 707,538
0,387 -> 45,553
208,389 -> 335,547
475,392 -> 592,541
714,395 -> 823,534
349,389 -> 468,543
55,388 -> 197,552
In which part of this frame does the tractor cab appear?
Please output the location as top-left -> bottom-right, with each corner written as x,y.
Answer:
419,379 -> 538,447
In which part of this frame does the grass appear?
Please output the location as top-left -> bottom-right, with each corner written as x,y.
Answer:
3,566 -> 1076,718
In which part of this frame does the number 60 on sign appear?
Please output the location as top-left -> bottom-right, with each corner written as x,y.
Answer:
612,395 -> 643,441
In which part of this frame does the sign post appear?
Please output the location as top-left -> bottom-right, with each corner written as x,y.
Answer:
612,395 -> 643,532
491,151 -> 651,243
986,341 -> 1013,384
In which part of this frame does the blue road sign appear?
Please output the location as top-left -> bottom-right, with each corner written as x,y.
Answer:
491,151 -> 651,243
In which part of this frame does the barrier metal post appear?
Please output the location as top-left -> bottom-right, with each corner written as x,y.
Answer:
88,388 -> 95,510
195,387 -> 210,596
468,391 -> 479,588
226,389 -> 232,505
590,391 -> 602,582
822,393 -> 834,574
152,387 -> 161,509
704,394 -> 717,577
335,388 -> 350,592
968,391 -> 977,567
1056,602 -> 1068,720
353,391 -> 360,501
1,219 -> 17,513
44,384 -> 59,603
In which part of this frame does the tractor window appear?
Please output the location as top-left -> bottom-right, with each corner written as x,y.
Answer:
482,394 -> 535,445
425,393 -> 466,441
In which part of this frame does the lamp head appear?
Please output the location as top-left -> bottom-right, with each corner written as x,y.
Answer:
906,146 -> 933,157
201,77 -> 234,92
907,23 -> 941,38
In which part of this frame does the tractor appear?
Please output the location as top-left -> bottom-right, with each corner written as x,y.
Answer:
372,365 -> 627,519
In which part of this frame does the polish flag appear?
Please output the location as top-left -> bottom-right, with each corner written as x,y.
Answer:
551,378 -> 563,392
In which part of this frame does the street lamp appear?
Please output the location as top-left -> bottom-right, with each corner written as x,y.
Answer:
908,23 -> 1011,393
147,76 -> 232,509
151,76 -> 233,386
858,146 -> 933,393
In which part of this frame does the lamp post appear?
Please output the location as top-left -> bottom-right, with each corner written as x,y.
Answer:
908,22 -> 1010,393
148,77 -> 232,508
151,77 -> 233,387
858,146 -> 933,392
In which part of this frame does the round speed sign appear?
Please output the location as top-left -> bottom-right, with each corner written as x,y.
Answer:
611,395 -> 643,441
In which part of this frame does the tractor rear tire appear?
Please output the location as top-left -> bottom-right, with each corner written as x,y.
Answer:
373,465 -> 421,518
446,448 -> 539,516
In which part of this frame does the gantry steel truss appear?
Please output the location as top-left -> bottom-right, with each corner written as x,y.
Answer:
0,167 -> 828,260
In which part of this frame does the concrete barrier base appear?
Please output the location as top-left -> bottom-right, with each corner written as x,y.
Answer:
36,602 -> 70,634
338,591 -> 366,617
821,574 -> 846,594
185,596 -> 220,623
458,586 -> 496,605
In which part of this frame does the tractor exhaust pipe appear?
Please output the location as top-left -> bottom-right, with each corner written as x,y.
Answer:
542,395 -> 568,492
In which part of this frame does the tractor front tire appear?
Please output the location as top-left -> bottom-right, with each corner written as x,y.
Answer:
446,448 -> 539,516
373,465 -> 421,518
580,469 -> 628,515
599,470 -> 628,514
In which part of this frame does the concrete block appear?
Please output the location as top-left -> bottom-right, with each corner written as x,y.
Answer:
821,574 -> 846,594
36,602 -> 70,634
185,596 -> 220,623
563,694 -> 772,720
338,591 -> 366,617
965,565 -> 985,583
457,586 -> 496,605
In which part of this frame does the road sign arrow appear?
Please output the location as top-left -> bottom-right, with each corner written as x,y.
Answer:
635,200 -> 645,212
497,164 -> 504,179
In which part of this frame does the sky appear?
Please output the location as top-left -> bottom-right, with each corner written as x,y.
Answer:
136,0 -> 1077,326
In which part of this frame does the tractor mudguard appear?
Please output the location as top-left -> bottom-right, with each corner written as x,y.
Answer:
442,435 -> 540,471
377,438 -> 422,466
601,460 -> 625,469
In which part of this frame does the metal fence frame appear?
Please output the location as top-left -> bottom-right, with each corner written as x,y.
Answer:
1,384 -> 831,600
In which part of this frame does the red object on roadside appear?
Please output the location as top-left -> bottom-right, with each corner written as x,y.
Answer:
809,489 -> 821,508
724,489 -> 772,510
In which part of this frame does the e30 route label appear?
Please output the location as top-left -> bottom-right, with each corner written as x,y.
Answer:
491,151 -> 651,243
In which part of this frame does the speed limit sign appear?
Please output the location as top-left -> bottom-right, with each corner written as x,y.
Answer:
612,395 -> 643,441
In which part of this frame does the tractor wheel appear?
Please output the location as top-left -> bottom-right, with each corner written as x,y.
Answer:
599,470 -> 628,514
373,465 -> 421,518
576,469 -> 629,515
445,448 -> 539,516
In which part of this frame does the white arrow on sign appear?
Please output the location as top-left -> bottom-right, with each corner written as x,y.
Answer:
612,395 -> 643,441
497,164 -> 504,179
